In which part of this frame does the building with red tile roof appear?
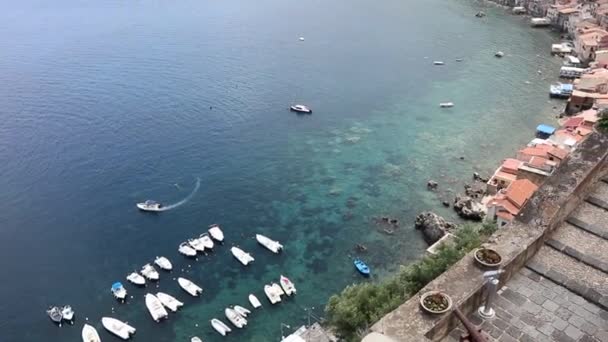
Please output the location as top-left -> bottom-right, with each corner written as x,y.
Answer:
487,179 -> 539,227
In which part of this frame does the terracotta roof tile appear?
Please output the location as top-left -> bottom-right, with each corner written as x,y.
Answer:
506,179 -> 538,208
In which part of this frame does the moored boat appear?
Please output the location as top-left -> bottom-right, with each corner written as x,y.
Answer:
495,51 -> 504,58
354,258 -> 371,276
225,307 -> 247,328
234,305 -> 251,317
156,292 -> 184,312
290,104 -> 312,113
111,282 -> 128,301
154,256 -> 173,271
81,323 -> 101,342
126,272 -> 146,286
439,102 -> 454,108
230,247 -> 254,266
101,317 -> 136,340
255,234 -> 283,253
136,200 -> 163,212
61,305 -> 75,323
178,242 -> 197,257
47,306 -> 63,326
211,318 -> 232,336
199,233 -> 214,249
249,294 -> 262,308
264,284 -> 281,304
208,224 -> 224,242
433,61 -> 444,65
272,282 -> 285,296
140,264 -> 159,281
188,237 -> 206,252
145,293 -> 168,322
191,337 -> 203,342
178,277 -> 203,296
279,275 -> 296,296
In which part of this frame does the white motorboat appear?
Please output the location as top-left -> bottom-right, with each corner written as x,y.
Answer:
126,272 -> 146,286
140,264 -> 159,281
156,292 -> 183,312
255,234 -> 283,254
439,102 -> 454,108
264,285 -> 281,304
111,282 -> 128,301
211,318 -> 232,336
81,323 -> 101,342
433,61 -> 444,65
101,317 -> 136,340
233,305 -> 251,317
290,104 -> 312,113
47,306 -> 63,326
299,37 -> 305,41
225,307 -> 247,328
178,242 -> 197,257
62,305 -> 75,323
230,247 -> 254,266
188,237 -> 206,252
249,294 -> 262,309
191,337 -> 203,342
145,293 -> 168,322
136,200 -> 163,212
495,51 -> 505,58
272,282 -> 285,297
199,233 -> 214,249
178,277 -> 203,297
208,224 -> 224,242
279,275 -> 296,296
154,256 -> 173,271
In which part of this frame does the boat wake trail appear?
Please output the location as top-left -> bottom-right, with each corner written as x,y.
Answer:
159,178 -> 201,211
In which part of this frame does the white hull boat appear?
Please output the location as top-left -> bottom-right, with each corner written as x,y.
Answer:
208,224 -> 224,242
111,282 -> 128,301
101,317 -> 136,340
280,275 -> 296,296
191,337 -> 203,342
264,285 -> 281,304
141,264 -> 160,281
255,234 -> 283,253
225,308 -> 247,328
433,61 -> 444,65
154,256 -> 173,271
126,272 -> 145,286
178,242 -> 197,257
249,294 -> 262,308
290,104 -> 312,113
145,293 -> 168,322
234,305 -> 251,317
156,292 -> 183,312
439,102 -> 454,108
272,282 -> 285,297
199,233 -> 214,249
178,277 -> 203,296
188,238 -> 206,252
62,305 -> 75,323
47,306 -> 63,326
211,318 -> 232,336
81,323 -> 101,342
230,247 -> 254,266
136,200 -> 163,212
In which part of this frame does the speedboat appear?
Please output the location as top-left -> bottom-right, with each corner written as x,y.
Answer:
211,318 -> 232,336
154,256 -> 173,271
279,275 -> 296,296
82,323 -> 101,342
272,282 -> 285,297
249,294 -> 262,308
264,285 -> 281,304
208,224 -> 224,242
191,337 -> 203,342
188,237 -> 206,252
140,264 -> 159,281
62,305 -> 75,323
495,51 -> 504,58
234,305 -> 251,317
111,282 -> 128,301
101,317 -> 136,340
178,277 -> 203,296
290,104 -> 312,113
439,102 -> 454,108
225,307 -> 247,328
47,306 -> 63,326
199,233 -> 214,249
126,272 -> 146,286
255,234 -> 283,253
136,200 -> 163,212
156,292 -> 183,312
433,61 -> 444,65
145,293 -> 168,322
178,242 -> 197,257
354,258 -> 371,276
299,37 -> 305,41
230,247 -> 254,266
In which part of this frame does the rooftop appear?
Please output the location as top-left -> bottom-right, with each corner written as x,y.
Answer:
506,179 -> 539,208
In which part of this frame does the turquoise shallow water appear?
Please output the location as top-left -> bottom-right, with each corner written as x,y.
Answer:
0,0 -> 564,341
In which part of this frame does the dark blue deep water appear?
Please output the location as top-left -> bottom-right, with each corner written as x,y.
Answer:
0,0 -> 563,341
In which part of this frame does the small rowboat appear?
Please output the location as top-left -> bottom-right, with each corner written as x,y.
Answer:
354,258 -> 371,276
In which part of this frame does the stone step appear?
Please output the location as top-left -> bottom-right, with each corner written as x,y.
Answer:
568,202 -> 608,237
526,246 -> 608,311
586,196 -> 608,211
566,217 -> 608,240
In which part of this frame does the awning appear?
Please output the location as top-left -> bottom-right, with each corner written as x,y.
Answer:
536,124 -> 556,135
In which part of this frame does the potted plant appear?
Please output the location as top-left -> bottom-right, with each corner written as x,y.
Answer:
474,247 -> 502,267
420,291 -> 452,314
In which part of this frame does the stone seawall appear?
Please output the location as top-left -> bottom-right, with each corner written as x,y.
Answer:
367,132 -> 608,341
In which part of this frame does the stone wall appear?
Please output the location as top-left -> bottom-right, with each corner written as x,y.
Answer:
368,132 -> 608,341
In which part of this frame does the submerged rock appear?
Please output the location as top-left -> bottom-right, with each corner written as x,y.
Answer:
414,212 -> 456,245
427,180 -> 439,190
453,194 -> 486,221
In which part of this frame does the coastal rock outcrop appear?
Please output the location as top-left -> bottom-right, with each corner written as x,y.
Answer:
427,180 -> 438,190
453,194 -> 486,221
414,212 -> 455,245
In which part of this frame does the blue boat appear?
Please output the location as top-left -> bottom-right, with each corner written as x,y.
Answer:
111,282 -> 127,301
354,258 -> 370,276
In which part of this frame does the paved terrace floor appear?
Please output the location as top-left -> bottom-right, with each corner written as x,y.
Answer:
443,180 -> 608,342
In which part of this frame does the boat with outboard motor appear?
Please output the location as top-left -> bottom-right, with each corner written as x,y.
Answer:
101,317 -> 136,340
290,104 -> 312,113
156,292 -> 183,312
279,275 -> 296,296
140,264 -> 159,281
112,282 -> 128,301
230,247 -> 254,266
264,284 -> 281,304
178,242 -> 197,257
178,277 -> 203,296
234,305 -> 251,317
136,200 -> 163,212
145,293 -> 168,322
126,272 -> 146,286
154,256 -> 172,271
208,224 -> 224,242
61,305 -> 75,323
199,233 -> 214,249
47,306 -> 63,326
255,234 -> 283,253
211,318 -> 232,336
249,294 -> 262,308
225,307 -> 247,328
188,237 -> 206,252
81,323 -> 101,342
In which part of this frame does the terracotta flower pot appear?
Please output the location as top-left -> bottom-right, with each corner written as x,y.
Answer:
474,247 -> 502,267
420,291 -> 453,314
